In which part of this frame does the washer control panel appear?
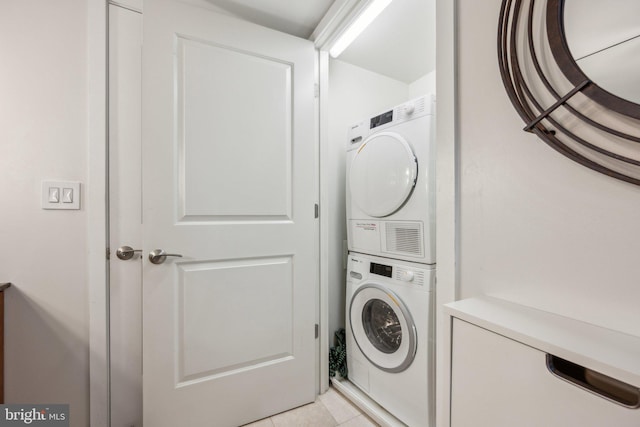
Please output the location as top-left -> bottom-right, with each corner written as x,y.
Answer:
395,267 -> 425,286
397,270 -> 415,282
370,262 -> 392,278
348,253 -> 430,288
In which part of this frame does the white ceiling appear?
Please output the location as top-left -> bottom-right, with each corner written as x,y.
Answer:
339,0 -> 436,83
202,0 -> 436,84
202,0 -> 335,39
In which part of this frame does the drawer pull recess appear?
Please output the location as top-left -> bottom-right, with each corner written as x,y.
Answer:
546,354 -> 640,408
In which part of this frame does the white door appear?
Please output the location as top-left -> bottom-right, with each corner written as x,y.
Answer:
142,0 -> 318,425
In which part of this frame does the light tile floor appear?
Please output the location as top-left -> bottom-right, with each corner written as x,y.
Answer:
243,386 -> 379,427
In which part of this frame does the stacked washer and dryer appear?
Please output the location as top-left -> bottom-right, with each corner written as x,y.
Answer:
345,94 -> 436,427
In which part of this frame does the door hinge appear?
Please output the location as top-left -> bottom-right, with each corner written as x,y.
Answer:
315,324 -> 319,339
315,203 -> 319,219
314,83 -> 319,98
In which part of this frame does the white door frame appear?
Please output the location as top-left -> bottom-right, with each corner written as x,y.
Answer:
87,1 -> 459,426
434,1 -> 459,427
87,0 -> 109,426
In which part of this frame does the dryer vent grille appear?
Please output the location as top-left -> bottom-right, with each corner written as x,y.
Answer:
385,222 -> 423,257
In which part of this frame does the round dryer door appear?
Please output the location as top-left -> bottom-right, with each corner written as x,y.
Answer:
349,283 -> 417,373
349,132 -> 418,218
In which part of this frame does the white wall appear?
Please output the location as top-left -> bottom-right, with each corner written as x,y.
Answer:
409,70 -> 436,99
457,0 -> 640,337
326,59 -> 409,338
0,1 -> 90,425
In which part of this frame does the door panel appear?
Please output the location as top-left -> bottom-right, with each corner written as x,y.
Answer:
142,1 -> 317,425
177,257 -> 293,382
178,37 -> 293,219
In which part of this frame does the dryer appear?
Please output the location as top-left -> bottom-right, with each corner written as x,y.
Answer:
346,95 -> 435,265
346,252 -> 435,427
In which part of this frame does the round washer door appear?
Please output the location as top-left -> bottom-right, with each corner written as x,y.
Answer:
349,283 -> 417,373
349,132 -> 418,218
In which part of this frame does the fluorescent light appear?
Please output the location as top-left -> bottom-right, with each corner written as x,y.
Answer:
329,0 -> 393,58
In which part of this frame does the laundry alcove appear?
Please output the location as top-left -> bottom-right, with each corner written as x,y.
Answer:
100,0 -> 453,426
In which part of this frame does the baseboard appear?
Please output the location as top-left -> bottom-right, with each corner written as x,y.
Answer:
330,378 -> 406,427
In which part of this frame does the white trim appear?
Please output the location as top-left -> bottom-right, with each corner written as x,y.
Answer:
311,0 -> 358,48
328,0 -> 392,58
319,50 -> 331,394
435,0 -> 459,426
108,0 -> 142,14
314,48 -> 322,395
88,0 -> 109,426
331,378 -> 405,427
311,0 -> 376,52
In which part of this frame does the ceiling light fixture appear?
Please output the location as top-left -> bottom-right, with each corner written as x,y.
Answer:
329,0 -> 393,58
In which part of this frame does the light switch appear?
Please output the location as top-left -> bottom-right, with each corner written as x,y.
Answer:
42,181 -> 81,210
48,187 -> 60,203
62,188 -> 73,203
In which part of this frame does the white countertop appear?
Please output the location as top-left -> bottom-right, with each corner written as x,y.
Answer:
444,296 -> 640,387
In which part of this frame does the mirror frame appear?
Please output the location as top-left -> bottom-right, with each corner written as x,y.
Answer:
546,0 -> 640,120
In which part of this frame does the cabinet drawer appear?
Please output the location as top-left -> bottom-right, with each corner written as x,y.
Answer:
451,319 -> 640,427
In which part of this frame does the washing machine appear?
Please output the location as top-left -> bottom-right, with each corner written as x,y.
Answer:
346,252 -> 435,427
346,94 -> 435,265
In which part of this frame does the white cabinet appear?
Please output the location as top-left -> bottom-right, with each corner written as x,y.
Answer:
446,297 -> 640,427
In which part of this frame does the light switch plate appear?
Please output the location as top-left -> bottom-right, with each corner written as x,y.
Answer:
42,181 -> 81,210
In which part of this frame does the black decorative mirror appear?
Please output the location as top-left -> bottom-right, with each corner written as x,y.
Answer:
498,0 -> 640,185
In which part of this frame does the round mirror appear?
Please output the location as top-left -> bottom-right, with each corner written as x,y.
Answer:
500,0 -> 640,186
547,0 -> 640,119
563,0 -> 640,105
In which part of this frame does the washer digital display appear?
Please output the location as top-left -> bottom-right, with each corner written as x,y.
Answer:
370,262 -> 392,278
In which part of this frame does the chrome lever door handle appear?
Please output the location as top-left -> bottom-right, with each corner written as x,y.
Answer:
116,245 -> 142,260
148,249 -> 183,265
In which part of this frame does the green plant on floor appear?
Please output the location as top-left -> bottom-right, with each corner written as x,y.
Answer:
329,328 -> 347,379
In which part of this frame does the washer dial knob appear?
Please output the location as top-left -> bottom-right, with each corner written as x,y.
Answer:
399,270 -> 415,282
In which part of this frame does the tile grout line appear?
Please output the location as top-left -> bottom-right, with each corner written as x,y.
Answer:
318,399 -> 341,426
245,385 -> 378,427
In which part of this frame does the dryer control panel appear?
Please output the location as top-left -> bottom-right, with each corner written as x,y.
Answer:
370,110 -> 394,129
347,94 -> 434,151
